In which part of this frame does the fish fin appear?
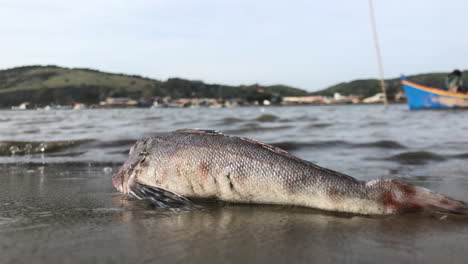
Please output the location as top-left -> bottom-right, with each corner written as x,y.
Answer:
372,179 -> 468,215
409,185 -> 468,215
129,183 -> 195,209
176,129 -> 223,136
240,137 -> 290,155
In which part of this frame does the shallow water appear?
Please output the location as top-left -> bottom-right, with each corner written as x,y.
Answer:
1,104 -> 468,263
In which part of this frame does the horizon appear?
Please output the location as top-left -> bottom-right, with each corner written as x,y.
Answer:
1,0 -> 467,91
1,64 -> 463,92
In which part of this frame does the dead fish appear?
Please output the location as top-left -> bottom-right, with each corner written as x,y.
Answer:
113,129 -> 468,215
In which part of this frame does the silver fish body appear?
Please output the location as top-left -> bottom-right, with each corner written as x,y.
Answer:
113,129 -> 468,215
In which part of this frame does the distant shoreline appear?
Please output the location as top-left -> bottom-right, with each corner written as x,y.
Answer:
0,102 -> 406,111
2,64 -> 456,108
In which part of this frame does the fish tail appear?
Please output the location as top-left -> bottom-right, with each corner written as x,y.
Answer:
368,179 -> 468,214
409,185 -> 468,215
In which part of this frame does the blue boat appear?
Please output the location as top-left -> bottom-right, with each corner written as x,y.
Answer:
401,77 -> 468,110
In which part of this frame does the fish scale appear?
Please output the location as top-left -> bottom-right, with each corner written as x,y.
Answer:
113,129 -> 468,215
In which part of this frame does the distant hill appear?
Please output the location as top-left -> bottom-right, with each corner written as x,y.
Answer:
2,65 -> 466,107
312,71 -> 468,100
0,65 -> 308,107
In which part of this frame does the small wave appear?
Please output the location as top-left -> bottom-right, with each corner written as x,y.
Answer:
172,120 -> 192,125
254,114 -> 279,122
280,115 -> 320,123
294,115 -> 318,121
19,119 -> 62,125
95,139 -> 137,148
143,116 -> 162,121
219,114 -> 281,125
0,139 -> 94,156
386,151 -> 446,165
305,123 -> 333,129
366,121 -> 388,126
109,149 -> 131,155
59,126 -> 75,130
304,116 -> 319,122
23,129 -> 40,134
354,140 -> 406,149
451,153 -> 468,159
0,118 -> 10,122
271,140 -> 406,151
47,152 -> 86,157
224,124 -> 292,134
217,117 -> 245,125
271,140 -> 351,151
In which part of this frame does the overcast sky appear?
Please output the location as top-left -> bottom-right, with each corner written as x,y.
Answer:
1,0 -> 467,91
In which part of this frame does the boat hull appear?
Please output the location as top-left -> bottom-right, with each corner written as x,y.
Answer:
402,79 -> 468,110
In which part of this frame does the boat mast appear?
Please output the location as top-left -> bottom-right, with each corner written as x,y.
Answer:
368,0 -> 388,106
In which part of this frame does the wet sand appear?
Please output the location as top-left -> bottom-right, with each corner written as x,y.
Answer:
1,164 -> 468,264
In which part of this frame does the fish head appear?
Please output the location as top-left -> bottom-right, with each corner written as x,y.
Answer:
112,139 -> 148,193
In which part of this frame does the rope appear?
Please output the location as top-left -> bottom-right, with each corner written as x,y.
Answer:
368,0 -> 388,106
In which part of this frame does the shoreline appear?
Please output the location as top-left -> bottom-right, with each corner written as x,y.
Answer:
0,102 -> 406,111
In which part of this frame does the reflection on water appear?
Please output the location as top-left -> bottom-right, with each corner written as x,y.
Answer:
112,196 -> 468,263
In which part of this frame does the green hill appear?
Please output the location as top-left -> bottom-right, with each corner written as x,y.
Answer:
312,71 -> 468,100
0,65 -> 308,107
2,65 -> 464,107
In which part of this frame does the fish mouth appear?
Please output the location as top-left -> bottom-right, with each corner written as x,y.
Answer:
112,170 -> 126,193
112,139 -> 148,193
113,165 -> 140,194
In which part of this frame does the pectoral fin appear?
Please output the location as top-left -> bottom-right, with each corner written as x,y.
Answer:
129,183 -> 195,209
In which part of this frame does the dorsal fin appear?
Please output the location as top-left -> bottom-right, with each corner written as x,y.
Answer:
176,129 -> 223,136
239,137 -> 290,155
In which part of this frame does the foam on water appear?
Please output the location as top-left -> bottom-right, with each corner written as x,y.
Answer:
0,140 -> 94,155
